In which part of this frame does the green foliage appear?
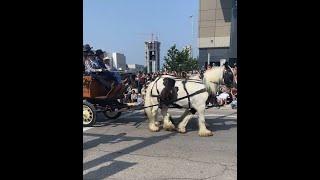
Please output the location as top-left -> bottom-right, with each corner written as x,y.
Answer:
163,44 -> 199,72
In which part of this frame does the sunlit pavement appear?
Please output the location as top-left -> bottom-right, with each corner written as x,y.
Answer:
83,106 -> 237,180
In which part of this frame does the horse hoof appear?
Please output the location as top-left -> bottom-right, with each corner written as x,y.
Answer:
163,124 -> 175,131
149,124 -> 160,132
177,127 -> 186,133
198,130 -> 214,137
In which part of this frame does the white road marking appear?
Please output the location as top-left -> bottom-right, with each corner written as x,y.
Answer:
83,127 -> 93,132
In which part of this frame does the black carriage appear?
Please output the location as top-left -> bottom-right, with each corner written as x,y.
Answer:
83,75 -> 132,126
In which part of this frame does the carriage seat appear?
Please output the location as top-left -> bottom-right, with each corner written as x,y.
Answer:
83,75 -> 108,98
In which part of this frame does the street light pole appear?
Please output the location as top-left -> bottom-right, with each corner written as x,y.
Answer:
190,15 -> 194,58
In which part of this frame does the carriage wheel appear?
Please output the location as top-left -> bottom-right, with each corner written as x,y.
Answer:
83,101 -> 96,126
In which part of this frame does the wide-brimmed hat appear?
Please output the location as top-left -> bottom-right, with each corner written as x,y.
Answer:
95,49 -> 104,56
83,44 -> 92,52
84,50 -> 94,56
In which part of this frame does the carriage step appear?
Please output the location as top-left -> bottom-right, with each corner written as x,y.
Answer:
95,96 -> 111,100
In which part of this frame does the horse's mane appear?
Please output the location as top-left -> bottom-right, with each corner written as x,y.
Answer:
203,66 -> 225,94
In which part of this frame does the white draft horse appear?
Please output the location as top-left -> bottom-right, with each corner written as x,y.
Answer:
144,64 -> 235,136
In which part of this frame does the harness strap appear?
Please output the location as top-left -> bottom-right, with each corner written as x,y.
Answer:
140,88 -> 207,110
182,80 -> 191,110
150,76 -> 161,97
155,79 -> 160,95
164,88 -> 207,106
148,76 -> 207,110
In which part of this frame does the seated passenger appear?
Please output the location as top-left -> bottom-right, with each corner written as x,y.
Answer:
84,47 -> 112,91
102,56 -> 121,85
94,49 -> 118,83
102,56 -> 123,98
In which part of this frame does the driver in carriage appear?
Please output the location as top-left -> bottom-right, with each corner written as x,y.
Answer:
101,55 -> 123,85
94,49 -> 124,98
100,55 -> 128,97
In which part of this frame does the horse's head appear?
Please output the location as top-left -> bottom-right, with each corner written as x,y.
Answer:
223,63 -> 235,88
203,63 -> 236,95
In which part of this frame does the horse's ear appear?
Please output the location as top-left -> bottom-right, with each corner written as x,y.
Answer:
224,62 -> 229,69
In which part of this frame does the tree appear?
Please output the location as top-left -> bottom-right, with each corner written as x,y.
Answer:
163,45 -> 199,73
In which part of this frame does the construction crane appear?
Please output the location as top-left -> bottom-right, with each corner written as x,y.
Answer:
135,32 -> 159,42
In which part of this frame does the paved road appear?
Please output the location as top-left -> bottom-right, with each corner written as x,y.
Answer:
83,106 -> 237,180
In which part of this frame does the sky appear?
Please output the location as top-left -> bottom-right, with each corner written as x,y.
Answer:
83,0 -> 199,67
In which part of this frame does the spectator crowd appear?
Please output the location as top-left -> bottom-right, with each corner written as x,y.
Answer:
83,43 -> 237,108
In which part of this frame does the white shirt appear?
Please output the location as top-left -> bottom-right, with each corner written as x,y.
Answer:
137,95 -> 143,104
104,64 -> 112,71
131,93 -> 138,100
217,92 -> 229,100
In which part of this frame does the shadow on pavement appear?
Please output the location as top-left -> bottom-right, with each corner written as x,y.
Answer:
84,160 -> 137,180
181,112 -> 237,132
94,112 -> 146,128
83,110 -> 236,178
83,132 -> 175,179
83,132 -> 145,151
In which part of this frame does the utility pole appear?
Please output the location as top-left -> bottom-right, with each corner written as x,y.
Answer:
190,15 -> 194,58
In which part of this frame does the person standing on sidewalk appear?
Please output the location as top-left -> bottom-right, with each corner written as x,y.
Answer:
137,71 -> 145,94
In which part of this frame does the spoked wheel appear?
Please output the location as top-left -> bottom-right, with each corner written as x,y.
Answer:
83,101 -> 96,126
